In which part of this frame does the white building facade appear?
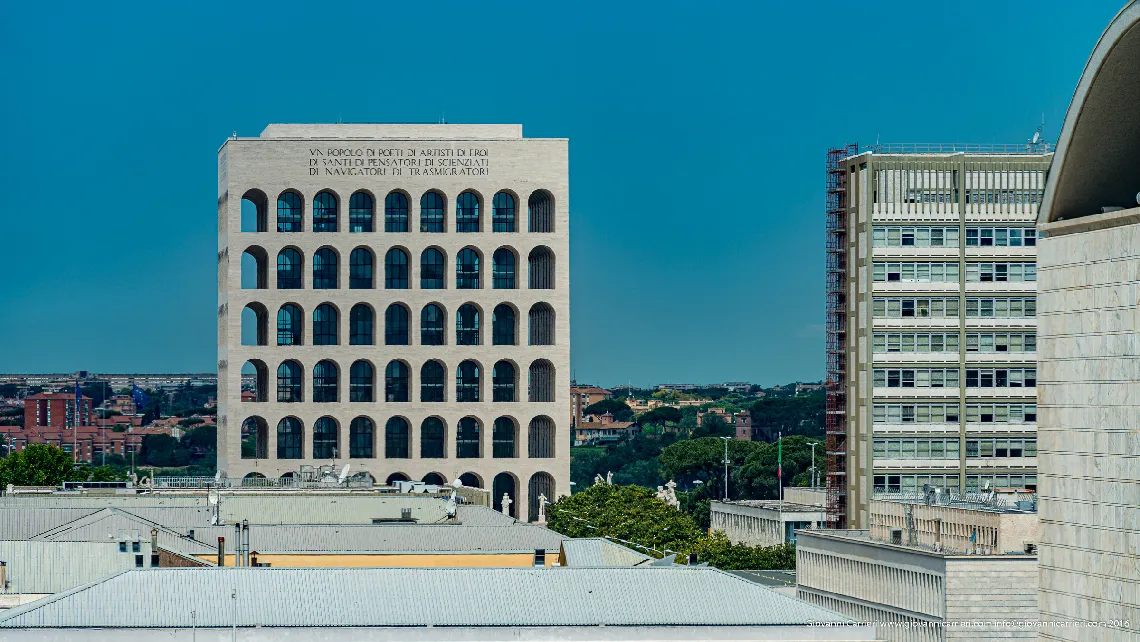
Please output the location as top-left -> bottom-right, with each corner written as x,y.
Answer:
216,124 -> 569,521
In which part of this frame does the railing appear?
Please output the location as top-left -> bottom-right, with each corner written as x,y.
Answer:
867,142 -> 1052,155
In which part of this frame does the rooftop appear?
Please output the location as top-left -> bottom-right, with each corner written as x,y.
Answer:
257,123 -> 525,140
798,529 -> 1037,559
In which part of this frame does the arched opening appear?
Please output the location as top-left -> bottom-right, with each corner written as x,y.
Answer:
493,361 -> 516,402
528,246 -> 554,289
349,361 -> 374,402
313,190 -> 338,232
492,304 -> 516,346
456,417 -> 481,458
241,303 -> 268,346
349,248 -> 374,289
277,417 -> 303,459
385,191 -> 409,232
456,248 -> 481,289
242,247 -> 268,289
385,417 -> 410,458
313,303 -> 339,345
313,247 -> 338,289
241,189 -> 268,233
241,471 -> 267,486
349,417 -> 374,458
492,416 -> 517,458
456,190 -> 481,232
385,304 -> 409,346
276,361 -> 303,403
420,191 -> 445,232
277,304 -> 304,346
422,472 -> 446,486
350,304 -> 374,346
528,472 -> 555,522
459,472 -> 482,488
386,472 -> 409,485
528,416 -> 556,458
312,360 -> 339,403
493,472 -> 518,517
492,248 -> 516,289
492,191 -> 516,232
279,472 -> 298,485
421,304 -> 445,345
385,248 -> 409,289
385,360 -> 410,402
457,304 -> 480,346
420,248 -> 446,289
349,191 -> 374,233
421,417 -> 445,458
529,303 -> 555,346
312,416 -> 339,459
420,361 -> 445,402
240,360 -> 267,403
528,190 -> 554,233
276,248 -> 303,289
457,361 -> 481,402
277,191 -> 303,233
529,360 -> 555,403
240,416 -> 268,459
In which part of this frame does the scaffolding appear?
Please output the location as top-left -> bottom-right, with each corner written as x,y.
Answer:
825,143 -> 857,528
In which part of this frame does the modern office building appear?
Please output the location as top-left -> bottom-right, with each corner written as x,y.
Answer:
217,124 -> 569,521
1035,2 -> 1140,638
825,147 -> 1051,528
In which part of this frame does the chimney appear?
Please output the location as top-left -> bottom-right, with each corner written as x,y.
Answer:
150,528 -> 158,552
217,537 -> 225,567
250,552 -> 258,568
234,524 -> 242,566
242,520 -> 250,568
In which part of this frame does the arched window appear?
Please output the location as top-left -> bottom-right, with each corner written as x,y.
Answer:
277,417 -> 302,459
277,304 -> 303,346
386,472 -> 409,485
312,360 -> 339,403
240,416 -> 268,459
457,361 -> 480,402
493,417 -> 516,458
242,189 -> 269,233
385,304 -> 409,346
492,192 -> 516,232
422,473 -> 446,485
421,361 -> 445,402
349,417 -> 374,458
313,248 -> 338,289
421,304 -> 445,345
493,361 -> 516,402
349,361 -> 374,402
456,417 -> 480,458
276,248 -> 302,289
456,304 -> 480,346
242,247 -> 268,290
385,191 -> 409,232
459,473 -> 482,488
385,417 -> 409,458
349,191 -> 373,232
349,248 -> 374,289
313,304 -> 338,345
385,248 -> 409,289
456,191 -> 480,232
456,248 -> 480,289
529,360 -> 555,402
528,472 -> 556,521
528,416 -> 556,458
312,416 -> 338,458
277,191 -> 302,233
528,247 -> 554,289
420,191 -> 444,232
493,473 -> 517,517
241,360 -> 268,402
421,418 -> 445,458
528,190 -> 554,233
277,361 -> 302,402
529,303 -> 555,346
385,360 -> 410,402
313,191 -> 338,232
492,249 -> 516,289
420,248 -> 445,289
350,304 -> 373,345
492,304 -> 516,346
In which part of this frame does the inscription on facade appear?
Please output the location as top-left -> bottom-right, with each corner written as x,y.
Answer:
308,147 -> 491,177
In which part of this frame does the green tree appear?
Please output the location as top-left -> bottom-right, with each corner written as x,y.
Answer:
638,406 -> 682,427
179,417 -> 205,428
659,437 -> 763,498
583,399 -> 634,422
0,443 -> 87,487
690,532 -> 796,570
88,466 -> 123,482
181,424 -> 217,452
735,435 -> 823,500
139,434 -> 190,467
546,483 -> 704,556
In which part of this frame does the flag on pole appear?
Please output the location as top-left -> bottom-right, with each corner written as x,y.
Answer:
777,432 -> 782,481
74,380 -> 82,428
131,385 -> 150,412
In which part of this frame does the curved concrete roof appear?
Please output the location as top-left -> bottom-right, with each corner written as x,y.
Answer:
1039,1 -> 1140,224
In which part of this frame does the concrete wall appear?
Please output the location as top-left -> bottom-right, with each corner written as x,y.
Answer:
869,500 -> 1037,554
943,557 -> 1037,640
710,501 -> 825,547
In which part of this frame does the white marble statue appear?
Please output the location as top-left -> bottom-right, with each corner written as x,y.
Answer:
537,493 -> 548,523
663,479 -> 680,509
500,492 -> 513,516
606,471 -> 613,485
594,474 -> 605,486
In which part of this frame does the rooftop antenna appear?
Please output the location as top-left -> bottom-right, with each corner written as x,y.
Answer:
337,463 -> 351,485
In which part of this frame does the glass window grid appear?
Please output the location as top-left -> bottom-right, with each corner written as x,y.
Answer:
966,438 -> 1035,458
312,305 -> 338,345
349,417 -> 373,458
277,304 -> 302,346
457,362 -> 480,402
421,305 -> 445,346
492,249 -> 516,289
456,192 -> 480,232
871,226 -> 960,248
964,368 -> 1037,388
385,418 -> 409,458
349,362 -> 373,402
313,249 -> 337,289
872,438 -> 960,459
277,418 -> 302,459
492,362 -> 515,402
872,298 -> 959,318
349,192 -> 373,232
384,192 -> 409,232
456,249 -> 480,289
349,249 -> 373,289
276,362 -> 302,402
385,361 -> 409,402
872,404 -> 960,424
456,305 -> 480,346
872,262 -> 960,283
420,249 -> 445,289
456,417 -> 480,458
277,192 -> 302,233
421,362 -> 445,402
492,192 -> 516,232
313,192 -> 337,232
276,249 -> 302,289
872,368 -> 960,388
420,418 -> 445,457
492,417 -> 515,457
965,404 -> 1037,423
874,474 -> 959,494
385,305 -> 409,346
965,262 -> 1037,282
312,361 -> 338,403
965,333 -> 1036,353
492,305 -> 515,346
966,474 -> 1037,491
965,297 -> 1036,318
872,332 -> 959,353
965,226 -> 1036,247
420,192 -> 445,232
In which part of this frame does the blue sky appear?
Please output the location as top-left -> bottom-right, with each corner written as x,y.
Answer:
0,0 -> 1120,386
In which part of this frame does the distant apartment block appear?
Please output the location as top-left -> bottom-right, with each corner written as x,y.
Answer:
572,411 -> 637,446
655,383 -> 698,391
696,407 -> 754,440
569,384 -> 612,427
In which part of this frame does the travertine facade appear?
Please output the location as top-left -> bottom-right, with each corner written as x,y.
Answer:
710,498 -> 826,547
216,124 -> 569,521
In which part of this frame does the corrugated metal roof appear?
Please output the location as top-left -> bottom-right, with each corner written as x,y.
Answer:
0,541 -> 155,594
559,538 -> 653,567
0,567 -> 854,628
0,508 -> 102,539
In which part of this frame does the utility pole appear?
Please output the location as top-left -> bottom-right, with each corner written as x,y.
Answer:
719,436 -> 731,501
810,442 -> 817,489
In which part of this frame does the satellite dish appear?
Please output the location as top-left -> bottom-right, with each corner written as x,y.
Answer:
338,464 -> 351,485
1031,132 -> 1040,144
451,479 -> 463,489
208,489 -> 219,506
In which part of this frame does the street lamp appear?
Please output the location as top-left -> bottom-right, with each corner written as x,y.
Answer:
809,442 -> 818,489
719,436 -> 731,501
